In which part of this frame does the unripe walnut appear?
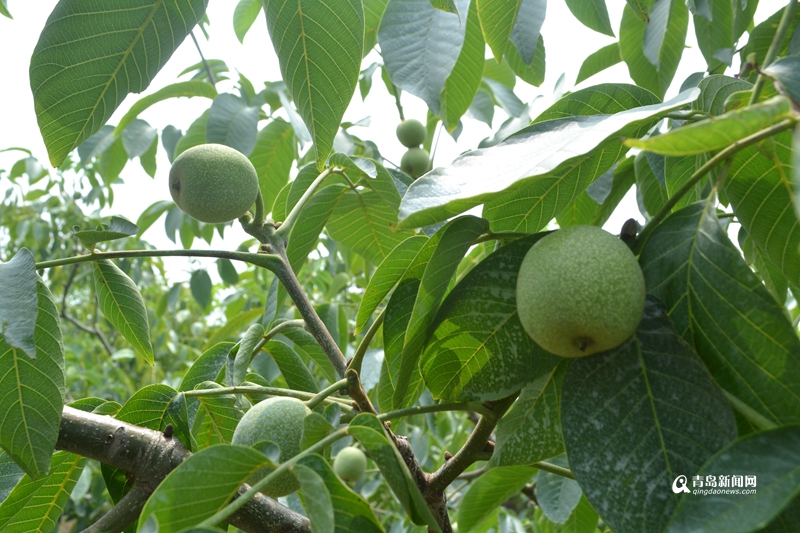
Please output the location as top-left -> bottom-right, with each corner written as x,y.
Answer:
169,143 -> 259,223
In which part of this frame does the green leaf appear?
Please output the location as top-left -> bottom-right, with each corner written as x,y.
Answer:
190,269 -> 212,309
476,0 -> 519,62
562,297 -> 737,533
634,151 -> 667,217
249,119 -> 295,217
565,0 -> 614,36
562,496 -> 600,533
692,0 -> 733,70
234,323 -> 265,387
576,43 -> 621,84
139,445 -> 273,533
509,0 -> 545,65
140,133 -> 159,177
205,93 -> 259,156
191,383 -> 243,449
398,89 -> 695,229
0,0 -> 10,19
217,258 -> 239,286
93,260 -> 154,364
692,75 -> 752,116
456,466 -> 537,533
0,278 -> 65,479
421,234 -> 560,401
326,190 -> 415,266
363,0 -> 389,54
481,85 -> 662,233
639,201 -> 800,426
763,56 -> 800,105
356,235 -> 428,333
294,463 -> 335,533
0,452 -> 85,532
740,7 -> 800,69
557,156 -> 636,228
0,451 -> 24,503
265,340 -> 319,393
440,0 -> 484,131
233,0 -> 262,43
619,1 -> 688,98
537,456 -> 582,523
296,454 -> 385,532
383,216 -> 489,410
0,248 -> 38,358
74,216 -> 139,249
505,35 -> 546,87
30,0 -> 208,167
179,343 -> 235,392
625,96 -> 793,155
429,0 -> 459,14
348,413 -> 441,531
286,185 -> 347,272
667,426 -> 800,533
726,129 -> 800,287
121,119 -> 157,158
379,0 -> 469,115
174,110 -> 209,158
114,81 -> 217,135
489,365 -> 565,467
280,327 -> 337,382
263,0 -> 363,168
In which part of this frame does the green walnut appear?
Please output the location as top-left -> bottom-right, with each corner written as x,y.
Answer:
516,225 -> 646,358
400,147 -> 430,178
396,119 -> 427,148
231,397 -> 311,497
168,143 -> 259,223
333,446 -> 367,482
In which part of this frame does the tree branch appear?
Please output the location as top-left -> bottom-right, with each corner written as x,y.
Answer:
57,406 -> 310,533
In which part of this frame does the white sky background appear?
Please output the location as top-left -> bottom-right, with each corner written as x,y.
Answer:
0,0 -> 788,284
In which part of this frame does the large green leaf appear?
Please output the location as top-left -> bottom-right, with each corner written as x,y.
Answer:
138,445 -> 274,533
398,88 -> 695,229
93,260 -> 154,365
263,0 -> 363,168
476,0 -> 520,61
326,190 -> 415,266
626,96 -> 793,155
205,93 -> 259,156
556,156 -> 636,228
639,200 -> 800,426
480,84 -> 662,233
565,0 -> 614,36
286,185 -> 347,272
421,234 -> 560,401
379,0 -> 469,115
114,81 -> 217,135
191,383 -> 243,450
440,0 -> 484,131
0,452 -> 85,532
233,0 -> 262,43
30,0 -> 208,167
668,426 -> 800,533
562,297 -> 737,533
355,236 -> 428,333
363,0 -> 390,54
726,130 -> 800,288
0,278 -> 65,479
264,340 -> 319,393
509,0 -> 546,65
692,75 -> 752,116
249,119 -> 295,218
692,0 -> 732,70
537,456 -> 582,524
619,0 -> 688,98
0,248 -> 37,358
380,216 -> 488,410
489,365 -> 565,467
740,6 -> 800,68
457,466 -> 537,533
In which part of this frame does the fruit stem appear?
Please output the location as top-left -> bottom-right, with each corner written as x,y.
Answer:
633,118 -> 796,254
304,378 -> 349,410
252,188 -> 266,227
749,0 -> 798,105
377,401 -> 495,421
183,385 -> 353,408
274,167 -> 336,241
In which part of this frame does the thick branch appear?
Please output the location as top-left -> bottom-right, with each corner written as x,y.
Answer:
57,406 -> 310,533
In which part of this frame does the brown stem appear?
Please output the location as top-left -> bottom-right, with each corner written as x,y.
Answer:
57,406 -> 309,533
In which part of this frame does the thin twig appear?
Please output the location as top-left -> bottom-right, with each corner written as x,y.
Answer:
349,307 -> 385,375
190,31 -> 216,85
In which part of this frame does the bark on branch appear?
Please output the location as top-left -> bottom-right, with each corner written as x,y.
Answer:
56,406 -> 310,533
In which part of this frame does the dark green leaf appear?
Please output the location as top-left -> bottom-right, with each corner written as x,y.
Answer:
234,323 -> 266,387
190,269 -> 213,309
265,340 -> 319,393
263,0 -> 363,168
692,0 -> 733,70
249,119 -> 295,217
30,0 -> 208,166
639,201 -> 800,426
74,216 -> 139,249
667,426 -> 800,533
457,466 -> 537,533
510,0 -> 546,65
93,260 -> 154,364
191,383 -> 243,449
179,343 -> 234,392
294,463 -> 335,532
740,6 -> 800,69
0,248 -> 37,358
217,258 -> 239,286
537,456 -> 582,524
0,278 -> 65,479
692,75 -> 752,116
421,234 -> 560,401
562,297 -> 737,533
565,0 -> 614,36
0,451 -> 24,503
763,56 -> 800,105
440,0 -> 484,131
635,151 -> 667,217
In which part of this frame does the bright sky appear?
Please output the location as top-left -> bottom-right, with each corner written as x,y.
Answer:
0,0 -> 787,283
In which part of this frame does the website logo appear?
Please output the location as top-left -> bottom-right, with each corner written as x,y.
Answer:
672,475 -> 690,494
